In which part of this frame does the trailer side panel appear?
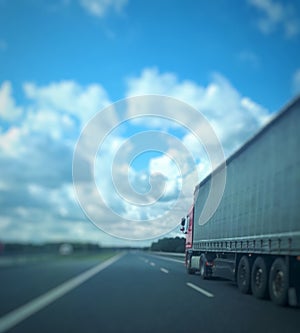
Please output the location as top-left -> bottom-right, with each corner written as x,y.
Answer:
193,97 -> 300,255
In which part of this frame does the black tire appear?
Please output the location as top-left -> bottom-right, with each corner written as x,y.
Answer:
199,255 -> 207,280
269,258 -> 288,306
237,255 -> 251,294
186,255 -> 194,275
251,256 -> 269,299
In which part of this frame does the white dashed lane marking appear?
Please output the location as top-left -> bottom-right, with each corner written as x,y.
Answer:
186,282 -> 214,298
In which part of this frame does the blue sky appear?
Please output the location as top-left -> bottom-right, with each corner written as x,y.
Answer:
0,0 -> 300,246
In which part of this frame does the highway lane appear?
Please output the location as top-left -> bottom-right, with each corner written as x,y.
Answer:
0,253 -> 118,318
0,252 -> 299,333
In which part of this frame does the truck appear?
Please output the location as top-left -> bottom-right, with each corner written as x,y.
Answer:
180,96 -> 300,306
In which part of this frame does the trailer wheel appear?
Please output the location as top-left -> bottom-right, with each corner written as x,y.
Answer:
251,257 -> 269,299
237,255 -> 251,294
269,258 -> 288,306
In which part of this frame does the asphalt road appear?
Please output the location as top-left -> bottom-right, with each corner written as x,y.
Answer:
0,252 -> 299,333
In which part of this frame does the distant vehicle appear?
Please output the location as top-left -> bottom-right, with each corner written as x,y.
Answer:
59,243 -> 74,256
181,96 -> 300,306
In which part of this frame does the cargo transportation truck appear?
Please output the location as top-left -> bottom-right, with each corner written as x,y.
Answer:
180,96 -> 300,306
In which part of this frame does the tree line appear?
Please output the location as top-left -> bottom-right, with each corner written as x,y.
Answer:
150,237 -> 185,253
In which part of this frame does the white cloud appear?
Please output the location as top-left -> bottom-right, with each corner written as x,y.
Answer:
24,108 -> 75,141
79,0 -> 128,17
182,132 -> 211,180
92,132 -> 185,238
123,69 -> 272,233
0,81 -> 23,121
0,127 -> 23,157
126,68 -> 270,155
23,80 -> 111,125
292,69 -> 300,95
0,72 -> 272,244
248,0 -> 300,37
125,68 -> 195,107
0,80 -> 118,244
149,154 -> 178,179
182,133 -> 206,160
149,154 -> 181,199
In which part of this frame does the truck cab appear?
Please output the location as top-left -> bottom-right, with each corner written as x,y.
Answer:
181,206 -> 193,249
181,206 -> 199,274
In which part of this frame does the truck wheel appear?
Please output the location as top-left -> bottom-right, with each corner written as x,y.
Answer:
251,257 -> 269,299
186,256 -> 194,275
237,255 -> 251,294
269,258 -> 288,306
199,255 -> 207,280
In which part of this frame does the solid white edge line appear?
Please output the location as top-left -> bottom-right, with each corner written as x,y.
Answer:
186,282 -> 214,298
0,252 -> 125,333
160,268 -> 169,274
150,255 -> 184,264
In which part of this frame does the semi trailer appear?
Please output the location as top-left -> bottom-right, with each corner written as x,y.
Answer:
181,96 -> 300,306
